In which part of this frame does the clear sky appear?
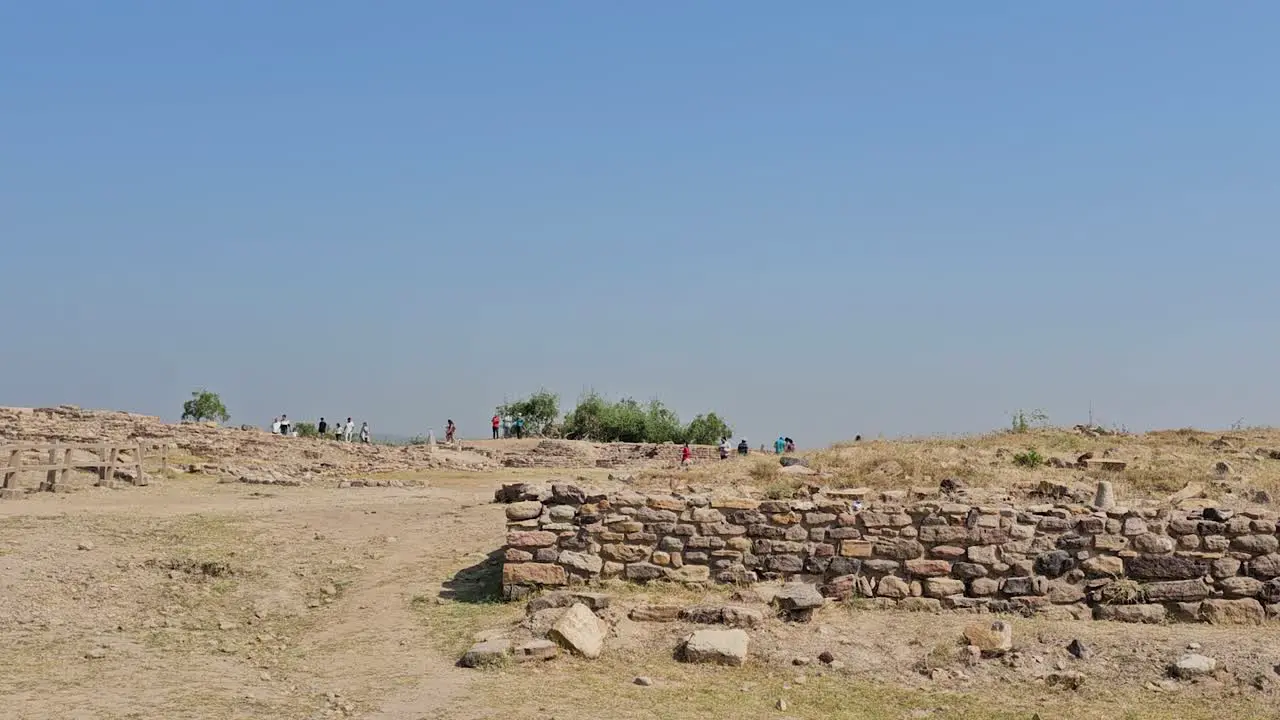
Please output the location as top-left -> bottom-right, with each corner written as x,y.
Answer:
3,2 -> 1279,445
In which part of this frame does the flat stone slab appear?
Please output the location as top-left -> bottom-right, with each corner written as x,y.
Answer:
460,638 -> 511,668
679,629 -> 749,666
514,639 -> 558,662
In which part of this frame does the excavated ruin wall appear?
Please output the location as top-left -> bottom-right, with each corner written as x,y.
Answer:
499,483 -> 1280,623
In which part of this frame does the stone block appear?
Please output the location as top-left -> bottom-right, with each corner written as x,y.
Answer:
1201,598 -> 1265,625
503,563 -> 568,587
1143,579 -> 1210,602
1125,555 -> 1208,581
1094,604 -> 1166,623
904,559 -> 951,577
923,577 -> 965,598
679,629 -> 748,666
558,551 -> 603,574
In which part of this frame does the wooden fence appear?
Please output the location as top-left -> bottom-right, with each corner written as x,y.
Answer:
0,442 -> 172,498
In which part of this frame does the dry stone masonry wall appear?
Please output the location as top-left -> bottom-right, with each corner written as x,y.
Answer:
499,483 -> 1280,624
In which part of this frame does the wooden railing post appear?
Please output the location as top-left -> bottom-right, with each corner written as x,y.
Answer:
44,446 -> 59,491
99,446 -> 117,487
135,442 -> 147,486
59,447 -> 72,489
3,448 -> 21,490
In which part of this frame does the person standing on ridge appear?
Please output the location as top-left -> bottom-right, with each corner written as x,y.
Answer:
491,413 -> 500,440
318,417 -> 328,436
271,417 -> 281,435
445,419 -> 456,443
681,442 -> 692,467
344,417 -> 354,442
718,437 -> 730,460
774,436 -> 785,455
359,422 -> 370,444
513,416 -> 525,439
737,438 -> 749,456
280,415 -> 291,436
784,437 -> 795,453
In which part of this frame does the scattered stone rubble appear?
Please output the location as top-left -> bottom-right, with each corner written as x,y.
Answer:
0,406 -> 495,486
497,481 -> 1280,624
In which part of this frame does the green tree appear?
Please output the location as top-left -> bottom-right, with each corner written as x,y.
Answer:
561,391 -> 733,444
181,389 -> 230,423
685,412 -> 734,445
497,389 -> 560,436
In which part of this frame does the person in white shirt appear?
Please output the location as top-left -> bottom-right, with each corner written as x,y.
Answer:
271,417 -> 281,434
359,422 -> 370,444
344,417 -> 354,442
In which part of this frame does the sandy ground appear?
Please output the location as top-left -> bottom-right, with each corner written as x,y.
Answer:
4,470 -> 1280,720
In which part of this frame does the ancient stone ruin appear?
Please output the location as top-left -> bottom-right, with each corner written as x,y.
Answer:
498,482 -> 1280,624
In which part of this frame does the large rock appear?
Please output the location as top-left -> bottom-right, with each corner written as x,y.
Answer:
773,583 -> 825,621
1170,654 -> 1217,679
1218,576 -> 1262,598
963,620 -> 1012,656
1081,555 -> 1124,577
558,551 -> 603,574
460,638 -> 511,667
876,576 -> 910,599
1033,550 -> 1074,579
1201,598 -> 1265,625
679,629 -> 749,666
549,603 -> 606,659
923,578 -> 966,598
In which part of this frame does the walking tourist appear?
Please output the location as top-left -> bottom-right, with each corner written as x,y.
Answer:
343,417 -> 354,442
359,422 -> 370,444
774,436 -> 785,455
718,437 -> 730,460
681,442 -> 692,467
737,438 -> 749,456
271,417 -> 281,435
491,413 -> 500,440
318,417 -> 328,436
445,419 -> 456,442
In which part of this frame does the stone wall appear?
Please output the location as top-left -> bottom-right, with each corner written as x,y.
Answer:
499,483 -> 1280,623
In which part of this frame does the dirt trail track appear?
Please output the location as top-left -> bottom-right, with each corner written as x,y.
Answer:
0,476 -> 505,720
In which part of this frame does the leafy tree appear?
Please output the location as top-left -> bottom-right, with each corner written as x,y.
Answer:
181,389 -> 230,423
685,412 -> 734,445
561,391 -> 733,444
497,389 -> 560,436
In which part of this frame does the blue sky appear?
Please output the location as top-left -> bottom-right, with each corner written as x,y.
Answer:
3,2 -> 1278,445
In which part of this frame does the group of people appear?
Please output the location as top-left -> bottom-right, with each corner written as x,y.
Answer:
705,436 -> 796,461
271,415 -> 370,443
490,413 -> 527,439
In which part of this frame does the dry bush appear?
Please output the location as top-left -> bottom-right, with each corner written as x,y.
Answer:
747,459 -> 781,485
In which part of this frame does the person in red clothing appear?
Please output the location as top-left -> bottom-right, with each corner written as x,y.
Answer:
680,442 -> 692,467
491,413 -> 500,440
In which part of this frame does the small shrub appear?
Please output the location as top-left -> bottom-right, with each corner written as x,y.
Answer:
1010,409 -> 1048,434
1012,448 -> 1045,468
295,422 -> 318,438
763,480 -> 804,499
748,459 -> 782,485
1100,579 -> 1145,605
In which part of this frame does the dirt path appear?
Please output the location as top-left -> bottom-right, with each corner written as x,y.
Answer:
0,475 -> 507,720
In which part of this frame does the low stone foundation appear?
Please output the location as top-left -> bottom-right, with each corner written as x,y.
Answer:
498,483 -> 1280,623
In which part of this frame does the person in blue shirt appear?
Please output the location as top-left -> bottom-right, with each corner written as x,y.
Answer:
774,436 -> 785,454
